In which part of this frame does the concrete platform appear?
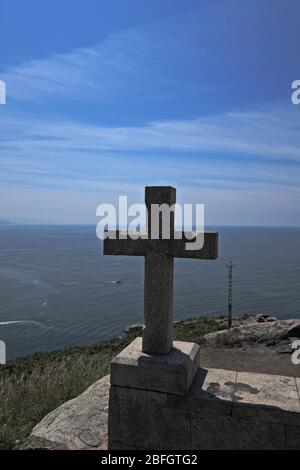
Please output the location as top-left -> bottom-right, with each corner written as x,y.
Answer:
109,367 -> 300,449
200,347 -> 300,377
110,337 -> 200,395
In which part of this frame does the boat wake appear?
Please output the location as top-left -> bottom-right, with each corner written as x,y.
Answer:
61,280 -> 122,286
91,280 -> 122,284
0,320 -> 43,327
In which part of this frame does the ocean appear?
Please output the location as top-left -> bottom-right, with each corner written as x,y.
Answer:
0,225 -> 299,360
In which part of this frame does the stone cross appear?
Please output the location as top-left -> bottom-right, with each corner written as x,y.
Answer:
104,186 -> 218,355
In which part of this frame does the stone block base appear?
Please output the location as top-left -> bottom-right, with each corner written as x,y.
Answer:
110,337 -> 200,395
108,364 -> 300,450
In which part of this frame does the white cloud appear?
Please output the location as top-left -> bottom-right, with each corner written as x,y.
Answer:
1,105 -> 300,224
1,0 -> 262,104
1,106 -> 300,160
1,26 -> 192,103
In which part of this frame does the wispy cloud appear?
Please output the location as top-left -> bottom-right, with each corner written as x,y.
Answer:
1,106 -> 300,160
2,0 -> 298,112
1,0 -> 267,105
1,26 -> 198,104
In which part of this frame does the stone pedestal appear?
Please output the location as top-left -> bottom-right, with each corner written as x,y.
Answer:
110,337 -> 200,395
108,338 -> 300,450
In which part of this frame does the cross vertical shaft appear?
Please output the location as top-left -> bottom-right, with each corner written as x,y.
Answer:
143,186 -> 176,354
143,253 -> 174,354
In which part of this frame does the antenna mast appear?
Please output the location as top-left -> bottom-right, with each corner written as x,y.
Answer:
226,261 -> 235,328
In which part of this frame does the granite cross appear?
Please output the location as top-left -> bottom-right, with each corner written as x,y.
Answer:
104,186 -> 218,355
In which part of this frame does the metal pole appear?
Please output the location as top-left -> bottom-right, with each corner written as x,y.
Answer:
226,261 -> 234,329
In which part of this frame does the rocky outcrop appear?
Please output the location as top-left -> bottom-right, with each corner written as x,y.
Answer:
22,375 -> 109,450
201,319 -> 300,352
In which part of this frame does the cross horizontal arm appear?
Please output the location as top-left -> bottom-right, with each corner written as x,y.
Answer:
103,230 -> 148,256
103,230 -> 218,259
167,232 -> 218,259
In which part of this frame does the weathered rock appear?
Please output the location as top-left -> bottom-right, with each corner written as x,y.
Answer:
256,314 -> 277,323
257,317 -> 265,323
22,375 -> 109,450
201,320 -> 300,350
288,323 -> 300,338
123,323 -> 143,335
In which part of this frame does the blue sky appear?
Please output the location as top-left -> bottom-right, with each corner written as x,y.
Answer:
1,0 -> 300,225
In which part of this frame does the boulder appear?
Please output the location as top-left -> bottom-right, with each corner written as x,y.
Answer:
123,323 -> 143,335
256,314 -> 278,323
22,375 -> 109,450
201,320 -> 300,350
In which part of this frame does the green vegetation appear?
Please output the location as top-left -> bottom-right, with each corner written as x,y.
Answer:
0,315 -> 248,450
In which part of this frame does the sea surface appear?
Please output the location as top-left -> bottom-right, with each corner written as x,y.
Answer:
0,225 -> 299,360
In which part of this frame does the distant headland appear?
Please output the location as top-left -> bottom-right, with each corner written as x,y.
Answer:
0,220 -> 14,225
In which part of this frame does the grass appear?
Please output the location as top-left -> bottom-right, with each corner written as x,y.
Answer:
0,315 -> 248,450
